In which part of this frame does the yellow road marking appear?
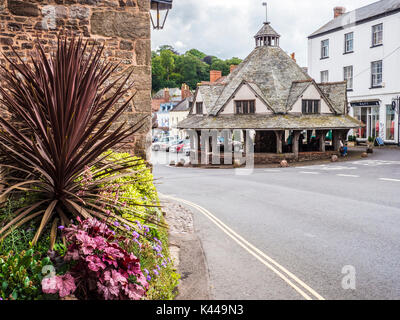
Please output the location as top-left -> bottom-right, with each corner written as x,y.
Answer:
160,193 -> 326,301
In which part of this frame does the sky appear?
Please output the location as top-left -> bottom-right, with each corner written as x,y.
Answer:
151,0 -> 378,67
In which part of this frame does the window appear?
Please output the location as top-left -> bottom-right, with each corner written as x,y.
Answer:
196,102 -> 203,114
371,60 -> 382,87
235,100 -> 255,114
386,105 -> 395,140
344,32 -> 353,53
320,70 -> 329,83
301,100 -> 320,114
372,23 -> 383,46
321,39 -> 329,58
344,66 -> 353,90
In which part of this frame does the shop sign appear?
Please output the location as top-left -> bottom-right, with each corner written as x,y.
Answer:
350,101 -> 380,107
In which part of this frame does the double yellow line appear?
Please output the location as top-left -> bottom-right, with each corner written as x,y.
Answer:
160,193 -> 325,301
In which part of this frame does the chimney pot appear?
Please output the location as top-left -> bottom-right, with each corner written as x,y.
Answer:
164,88 -> 170,102
210,70 -> 222,83
290,52 -> 296,62
334,6 -> 346,18
181,83 -> 191,100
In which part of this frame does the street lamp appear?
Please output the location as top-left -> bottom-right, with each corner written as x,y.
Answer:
150,0 -> 173,30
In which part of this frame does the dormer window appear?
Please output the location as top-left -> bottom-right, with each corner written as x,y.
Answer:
196,102 -> 203,114
302,100 -> 320,114
235,100 -> 255,114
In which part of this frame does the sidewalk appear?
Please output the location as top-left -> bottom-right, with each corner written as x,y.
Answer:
162,199 -> 211,300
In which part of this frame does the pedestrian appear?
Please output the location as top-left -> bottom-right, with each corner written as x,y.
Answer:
339,140 -> 348,157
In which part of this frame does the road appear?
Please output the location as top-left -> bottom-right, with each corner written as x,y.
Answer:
152,148 -> 400,300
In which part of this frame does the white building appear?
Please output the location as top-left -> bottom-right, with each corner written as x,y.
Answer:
308,0 -> 400,144
169,96 -> 192,139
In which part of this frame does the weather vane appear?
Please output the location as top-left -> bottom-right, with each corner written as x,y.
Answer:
262,2 -> 268,23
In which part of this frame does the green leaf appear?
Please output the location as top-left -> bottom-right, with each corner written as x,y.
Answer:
24,277 -> 30,288
1,281 -> 8,291
11,289 -> 18,300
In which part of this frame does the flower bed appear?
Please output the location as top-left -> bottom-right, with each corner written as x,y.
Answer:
0,153 -> 180,300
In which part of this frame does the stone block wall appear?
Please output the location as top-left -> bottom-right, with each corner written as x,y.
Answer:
0,0 -> 152,159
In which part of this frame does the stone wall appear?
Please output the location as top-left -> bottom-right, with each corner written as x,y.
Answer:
0,0 -> 152,159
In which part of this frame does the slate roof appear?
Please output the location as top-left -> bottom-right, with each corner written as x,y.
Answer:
152,87 -> 181,99
286,81 -> 312,111
318,82 -> 348,114
171,96 -> 193,112
206,45 -> 311,115
178,114 -> 362,130
195,84 -> 225,114
254,22 -> 281,38
309,0 -> 400,38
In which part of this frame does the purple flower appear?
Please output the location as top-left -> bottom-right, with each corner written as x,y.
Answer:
153,269 -> 159,276
133,239 -> 142,248
156,264 -> 160,270
157,253 -> 163,258
146,275 -> 151,282
144,226 -> 150,233
58,226 -> 65,230
113,221 -> 120,227
132,231 -> 139,239
123,224 -> 130,231
143,269 -> 149,275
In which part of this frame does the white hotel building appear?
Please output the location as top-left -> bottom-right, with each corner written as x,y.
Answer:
308,0 -> 400,144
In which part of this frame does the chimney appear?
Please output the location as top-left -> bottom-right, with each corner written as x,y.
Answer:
164,88 -> 170,102
210,70 -> 222,83
290,52 -> 296,62
334,6 -> 346,18
230,65 -> 237,74
181,83 -> 191,100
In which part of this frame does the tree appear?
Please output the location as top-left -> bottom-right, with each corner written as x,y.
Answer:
225,57 -> 242,66
187,49 -> 206,60
210,58 -> 230,76
151,46 -> 243,92
160,50 -> 175,81
157,45 -> 179,55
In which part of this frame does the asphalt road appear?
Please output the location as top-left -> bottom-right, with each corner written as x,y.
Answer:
152,148 -> 400,300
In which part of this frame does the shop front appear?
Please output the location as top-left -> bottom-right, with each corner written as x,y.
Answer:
350,98 -> 399,144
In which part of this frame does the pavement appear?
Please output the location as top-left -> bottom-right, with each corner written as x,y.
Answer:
153,146 -> 400,300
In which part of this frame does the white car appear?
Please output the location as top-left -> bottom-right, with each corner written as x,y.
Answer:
152,137 -> 170,151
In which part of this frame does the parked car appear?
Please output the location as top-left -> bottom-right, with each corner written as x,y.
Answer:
152,137 -> 171,151
168,140 -> 184,153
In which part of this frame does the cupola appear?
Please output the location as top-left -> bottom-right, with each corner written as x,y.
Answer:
254,3 -> 280,47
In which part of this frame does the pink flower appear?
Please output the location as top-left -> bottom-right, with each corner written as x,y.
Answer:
86,255 -> 106,272
41,274 -> 76,298
57,273 -> 76,298
41,276 -> 58,294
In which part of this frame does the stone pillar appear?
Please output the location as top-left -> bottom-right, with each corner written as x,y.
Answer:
292,131 -> 301,159
316,130 -> 328,152
196,130 -> 202,164
0,0 -> 152,159
274,130 -> 284,154
332,130 -> 348,151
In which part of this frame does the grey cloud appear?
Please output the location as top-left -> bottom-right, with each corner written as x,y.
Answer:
151,0 -> 377,67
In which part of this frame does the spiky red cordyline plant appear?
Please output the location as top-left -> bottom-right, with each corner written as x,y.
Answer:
0,36 -> 157,246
